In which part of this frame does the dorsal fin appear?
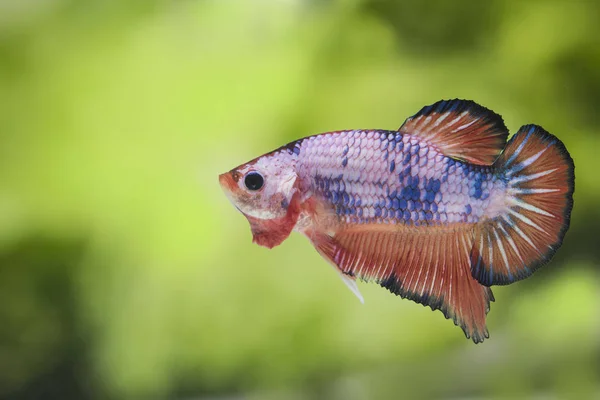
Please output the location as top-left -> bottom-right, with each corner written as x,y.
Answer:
399,99 -> 509,166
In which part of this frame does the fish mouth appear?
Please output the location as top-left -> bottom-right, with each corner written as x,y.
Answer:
218,172 -> 238,208
218,171 -> 238,192
219,171 -> 247,215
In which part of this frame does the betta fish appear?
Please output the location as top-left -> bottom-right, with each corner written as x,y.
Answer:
219,99 -> 574,343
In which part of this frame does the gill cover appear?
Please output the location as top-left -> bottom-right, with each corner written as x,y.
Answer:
245,175 -> 301,249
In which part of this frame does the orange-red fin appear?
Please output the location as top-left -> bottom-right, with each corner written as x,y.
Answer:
310,224 -> 494,343
399,99 -> 509,165
471,125 -> 575,285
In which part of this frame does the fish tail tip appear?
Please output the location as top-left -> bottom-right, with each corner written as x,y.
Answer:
472,125 -> 574,286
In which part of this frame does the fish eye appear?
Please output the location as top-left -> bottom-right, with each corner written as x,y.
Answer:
244,172 -> 264,191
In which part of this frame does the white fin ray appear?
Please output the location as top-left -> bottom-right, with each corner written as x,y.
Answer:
338,272 -> 364,303
507,146 -> 549,175
511,168 -> 557,184
497,221 -> 525,266
508,208 -> 550,235
508,187 -> 560,195
492,227 -> 511,274
509,198 -> 555,218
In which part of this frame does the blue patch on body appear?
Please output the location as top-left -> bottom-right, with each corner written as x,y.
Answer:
398,166 -> 412,183
403,152 -> 411,166
470,171 -> 485,199
401,186 -> 414,203
411,144 -> 420,156
332,192 -> 339,203
342,192 -> 349,205
424,177 -> 441,204
398,198 -> 407,209
412,188 -> 420,201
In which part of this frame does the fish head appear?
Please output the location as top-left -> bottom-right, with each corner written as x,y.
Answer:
219,152 -> 300,248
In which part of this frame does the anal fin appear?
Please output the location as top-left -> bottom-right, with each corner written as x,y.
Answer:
310,224 -> 494,343
306,229 -> 365,303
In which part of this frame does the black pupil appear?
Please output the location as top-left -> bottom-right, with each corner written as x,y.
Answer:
244,172 -> 264,191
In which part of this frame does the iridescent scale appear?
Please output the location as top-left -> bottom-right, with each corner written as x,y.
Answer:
295,130 -> 506,226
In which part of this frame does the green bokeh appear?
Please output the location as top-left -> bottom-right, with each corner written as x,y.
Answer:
0,1 -> 598,399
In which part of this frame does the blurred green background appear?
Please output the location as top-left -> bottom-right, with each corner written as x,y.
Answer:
0,0 -> 599,399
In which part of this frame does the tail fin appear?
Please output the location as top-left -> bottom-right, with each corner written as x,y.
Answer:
470,125 -> 574,286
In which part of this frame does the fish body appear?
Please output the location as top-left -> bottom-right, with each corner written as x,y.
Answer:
219,100 -> 574,343
295,129 -> 503,228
